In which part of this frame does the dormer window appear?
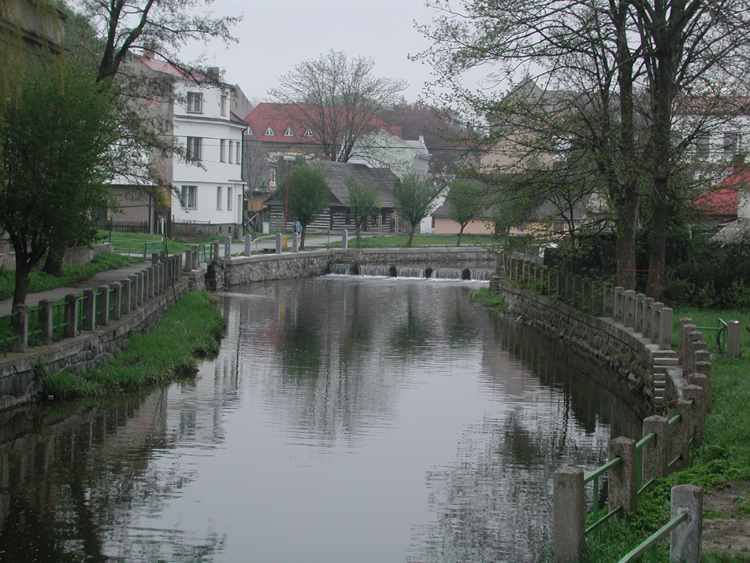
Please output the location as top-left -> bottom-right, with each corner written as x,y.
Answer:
303,129 -> 313,137
284,126 -> 294,137
187,92 -> 202,113
264,125 -> 275,136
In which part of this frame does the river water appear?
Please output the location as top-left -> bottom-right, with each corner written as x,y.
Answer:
0,276 -> 644,563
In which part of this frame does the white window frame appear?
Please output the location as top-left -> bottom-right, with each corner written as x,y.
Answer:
284,126 -> 294,137
216,186 -> 222,210
186,137 -> 202,161
264,125 -> 275,136
181,185 -> 197,209
227,187 -> 233,211
186,92 -> 202,113
303,129 -> 313,137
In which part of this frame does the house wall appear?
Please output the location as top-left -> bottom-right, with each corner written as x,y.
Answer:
433,216 -> 495,235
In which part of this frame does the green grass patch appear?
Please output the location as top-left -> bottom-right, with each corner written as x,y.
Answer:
0,253 -> 142,302
470,287 -> 508,311
326,234 -> 494,248
98,230 -> 191,256
45,291 -> 226,399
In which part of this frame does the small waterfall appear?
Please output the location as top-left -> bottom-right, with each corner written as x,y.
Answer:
329,263 -> 353,275
470,269 -> 492,281
360,265 -> 395,277
396,266 -> 426,278
431,268 -> 464,280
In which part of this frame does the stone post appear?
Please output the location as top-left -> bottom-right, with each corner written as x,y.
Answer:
684,332 -> 703,374
547,268 -> 553,296
614,286 -> 625,323
726,320 -> 741,357
82,289 -> 96,330
682,384 -> 707,445
565,273 -> 574,303
244,234 -> 252,256
624,290 -> 636,327
64,294 -> 78,338
635,294 -> 646,333
604,283 -> 613,317
553,467 -> 585,563
194,245 -> 202,269
212,241 -> 220,262
342,229 -> 348,249
151,252 -> 159,265
275,233 -> 282,254
659,307 -> 674,350
694,360 -> 713,411
293,232 -> 299,253
642,416 -> 669,484
224,236 -> 232,259
679,320 -> 695,365
96,285 -> 110,326
110,282 -> 122,321
668,400 -> 693,472
592,281 -> 603,316
11,304 -> 28,353
184,249 -> 193,273
38,299 -> 54,345
670,485 -> 703,563
608,437 -> 637,515
644,298 -> 655,338
121,279 -> 131,316
651,302 -> 664,345
136,273 -> 144,306
148,267 -> 156,299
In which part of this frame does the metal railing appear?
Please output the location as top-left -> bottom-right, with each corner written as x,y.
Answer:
617,511 -> 688,563
694,318 -> 727,355
584,457 -> 623,533
109,238 -> 166,261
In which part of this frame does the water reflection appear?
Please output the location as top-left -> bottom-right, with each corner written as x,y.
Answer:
0,277 -> 643,562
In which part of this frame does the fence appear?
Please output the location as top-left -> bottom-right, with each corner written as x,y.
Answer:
1,254 -> 184,355
493,253 -> 715,563
109,238 -> 167,261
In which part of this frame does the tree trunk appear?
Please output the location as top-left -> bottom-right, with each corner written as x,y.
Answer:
647,178 -> 668,299
613,179 -> 640,290
355,222 -> 362,248
13,258 -> 32,308
457,225 -> 465,247
300,226 -> 306,250
406,223 -> 417,247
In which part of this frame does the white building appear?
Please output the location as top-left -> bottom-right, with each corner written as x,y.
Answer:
350,131 -> 431,179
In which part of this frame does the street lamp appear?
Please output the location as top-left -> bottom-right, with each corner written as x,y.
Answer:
283,156 -> 295,234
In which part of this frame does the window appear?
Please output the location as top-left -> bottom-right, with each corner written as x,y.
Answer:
220,93 -> 227,116
187,92 -> 202,113
219,139 -> 226,162
236,141 -> 241,164
284,126 -> 294,137
264,125 -> 275,136
696,132 -> 710,160
228,141 -> 233,164
186,137 -> 202,161
181,185 -> 197,209
227,187 -> 233,210
216,186 -> 222,210
724,132 -> 739,157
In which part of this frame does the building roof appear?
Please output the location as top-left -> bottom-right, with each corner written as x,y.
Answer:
694,187 -> 738,216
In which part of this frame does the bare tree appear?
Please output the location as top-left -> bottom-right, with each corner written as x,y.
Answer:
269,50 -> 407,162
392,174 -> 442,247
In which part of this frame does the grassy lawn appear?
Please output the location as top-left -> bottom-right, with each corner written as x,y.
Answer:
0,253 -> 142,302
44,291 -> 226,399
326,234 -> 495,248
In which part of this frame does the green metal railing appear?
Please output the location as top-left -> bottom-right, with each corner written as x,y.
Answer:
635,432 -> 656,494
695,318 -> 727,355
584,457 -> 623,533
110,238 -> 166,261
617,511 -> 688,563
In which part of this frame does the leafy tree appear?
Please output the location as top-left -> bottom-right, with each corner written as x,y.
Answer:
445,180 -> 487,246
280,163 -> 329,249
345,176 -> 380,248
0,58 -> 120,307
392,174 -> 441,247
270,50 -> 406,162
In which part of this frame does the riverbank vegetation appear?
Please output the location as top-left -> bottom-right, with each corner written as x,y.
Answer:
469,287 -> 508,311
44,291 -> 226,399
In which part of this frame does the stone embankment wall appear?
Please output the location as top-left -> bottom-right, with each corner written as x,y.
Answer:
208,247 -> 494,289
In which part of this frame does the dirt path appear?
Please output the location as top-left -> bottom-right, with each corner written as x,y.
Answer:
702,481 -> 750,557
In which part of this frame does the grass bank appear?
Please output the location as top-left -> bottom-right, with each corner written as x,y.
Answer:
0,253 -> 141,301
470,287 -> 508,311
44,291 -> 226,399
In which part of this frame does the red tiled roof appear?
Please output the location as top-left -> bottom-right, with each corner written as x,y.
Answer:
138,56 -> 190,78
244,103 -> 400,146
694,187 -> 738,216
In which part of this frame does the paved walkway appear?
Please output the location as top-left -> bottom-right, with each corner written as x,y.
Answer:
0,262 -> 153,317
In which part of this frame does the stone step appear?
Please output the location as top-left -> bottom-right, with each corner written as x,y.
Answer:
654,357 -> 680,367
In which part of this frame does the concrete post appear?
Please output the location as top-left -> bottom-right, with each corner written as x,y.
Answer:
121,279 -> 131,316
682,384 -> 706,445
342,230 -> 348,249
212,241 -> 219,262
224,236 -> 232,259
553,467 -> 585,563
726,320 -> 741,357
110,282 -> 122,321
592,281 -> 603,315
668,400 -> 693,472
96,285 -> 110,326
11,304 -> 28,353
688,373 -> 711,413
190,245 -> 199,269
635,294 -> 646,333
38,299 -> 54,345
679,319 -> 695,365
624,290 -> 636,327
82,289 -> 96,330
608,437 -> 638,515
670,485 -> 703,563
565,273 -> 574,303
604,283 -> 614,317
244,234 -> 251,256
184,249 -> 193,273
293,232 -> 299,253
659,307 -> 674,350
176,253 -> 183,278
644,298 -> 655,338
64,294 -> 78,338
614,286 -> 625,323
148,267 -> 156,298
694,361 -> 713,411
151,252 -> 159,265
581,278 -> 589,311
652,302 -> 664,345
136,273 -> 144,306
275,233 -> 282,254
642,416 -> 669,483
685,333 -> 703,374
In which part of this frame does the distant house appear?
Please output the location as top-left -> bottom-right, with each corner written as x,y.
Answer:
431,203 -> 494,235
107,54 -> 248,237
264,161 -> 399,233
349,131 -> 431,180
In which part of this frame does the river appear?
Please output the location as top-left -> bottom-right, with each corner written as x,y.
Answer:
0,276 -> 644,562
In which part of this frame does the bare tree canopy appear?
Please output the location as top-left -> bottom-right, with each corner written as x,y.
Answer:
270,50 -> 407,162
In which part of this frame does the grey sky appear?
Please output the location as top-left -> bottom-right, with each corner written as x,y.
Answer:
181,0 -> 464,106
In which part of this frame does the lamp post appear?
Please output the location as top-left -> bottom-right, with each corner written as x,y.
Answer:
283,156 -> 295,234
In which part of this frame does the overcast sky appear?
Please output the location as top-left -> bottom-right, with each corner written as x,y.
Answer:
180,0 -> 486,108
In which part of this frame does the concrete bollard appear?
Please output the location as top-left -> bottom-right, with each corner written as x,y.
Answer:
604,283 -> 614,317
151,252 -> 159,265
686,335 -> 705,374
679,319 -> 695,365
275,233 -> 282,254
635,293 -> 646,332
642,416 -> 669,483
659,307 -> 673,350
110,282 -> 122,321
11,304 -> 28,352
135,273 -> 144,306
244,234 -> 252,256
212,241 -> 219,262
668,400 -> 693,472
64,294 -> 78,338
38,299 -> 54,345
608,437 -> 638,515
682,384 -> 707,445
293,232 -> 299,253
624,290 -> 636,327
342,229 -> 348,249
82,289 -> 96,331
224,236 -> 232,259
192,245 -> 201,269
726,320 -> 741,357
184,249 -> 193,273
614,286 -> 625,323
96,285 -> 110,326
644,298 -> 655,338
592,281 -> 603,315
687,371 -> 711,414
553,467 -> 585,563
670,485 -> 703,563
121,279 -> 131,316
694,361 -> 713,411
